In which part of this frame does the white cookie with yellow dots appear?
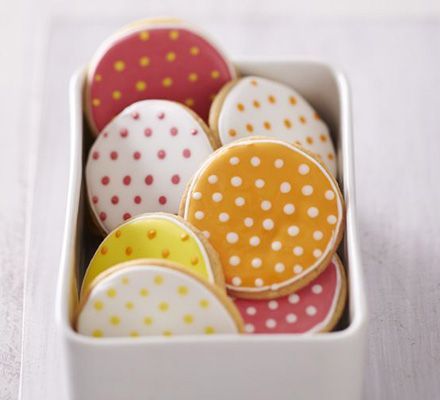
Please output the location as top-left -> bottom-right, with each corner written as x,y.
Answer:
76,260 -> 244,338
209,76 -> 337,176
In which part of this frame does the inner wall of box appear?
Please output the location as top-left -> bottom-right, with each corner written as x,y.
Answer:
72,64 -> 350,331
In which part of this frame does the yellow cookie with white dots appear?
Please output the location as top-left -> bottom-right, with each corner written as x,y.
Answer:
80,213 -> 224,297
75,260 -> 244,338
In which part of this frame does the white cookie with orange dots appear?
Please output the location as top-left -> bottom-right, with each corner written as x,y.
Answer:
80,213 -> 224,297
86,99 -> 216,234
210,76 -> 337,175
75,260 -> 244,338
180,137 -> 344,299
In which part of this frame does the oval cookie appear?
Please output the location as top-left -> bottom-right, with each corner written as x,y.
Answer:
86,99 -> 215,233
181,138 -> 344,299
233,256 -> 346,334
76,260 -> 243,338
210,76 -> 337,175
81,213 -> 224,297
86,20 -> 236,135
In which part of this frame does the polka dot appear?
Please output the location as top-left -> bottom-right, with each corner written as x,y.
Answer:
300,116 -> 307,124
265,318 -> 276,328
92,330 -> 103,338
144,175 -> 154,185
229,256 -> 240,266
147,229 -> 156,239
293,265 -> 303,274
228,129 -> 237,137
253,100 -> 261,108
143,316 -> 153,325
171,174 -> 180,185
204,326 -> 215,334
306,306 -> 317,316
244,217 -> 254,227
287,225 -> 299,236
123,213 -> 132,221
110,151 -> 118,160
185,98 -> 195,107
92,151 -> 100,160
293,246 -> 304,256
189,46 -> 199,55
280,182 -> 291,193
226,232 -> 239,243
182,149 -> 191,158
235,197 -> 245,206
99,212 -> 107,221
246,123 -> 254,132
246,307 -> 256,316
166,51 -> 176,62
144,128 -> 153,137
170,127 -> 178,136
101,176 -> 110,185
274,263 -> 285,273
283,203 -> 295,215
268,300 -> 278,310
288,294 -> 300,304
262,218 -> 274,230
307,207 -> 319,218
219,212 -> 229,222
232,277 -> 242,286
255,179 -> 265,189
237,103 -> 245,112
298,164 -> 312,178
177,286 -> 188,296
255,278 -> 264,287
157,150 -> 166,159
212,192 -> 223,202
139,56 -> 150,66
192,192 -> 202,200
135,81 -> 147,91
119,128 -> 128,137
250,156 -> 261,166
313,249 -> 322,258
208,175 -> 218,184
92,98 -> 101,107
263,121 -> 271,130
123,175 -> 131,185
284,118 -> 292,129
158,196 -> 167,205
268,95 -> 276,104
133,151 -> 141,160
113,60 -> 125,71
109,315 -> 120,325
158,302 -> 169,312
302,185 -> 314,196
211,70 -> 220,79
261,200 -> 271,211
92,196 -> 98,204
271,241 -> 282,251
162,77 -> 173,87
100,245 -> 108,255
188,73 -> 198,82
183,314 -> 193,324
274,159 -> 284,168
231,176 -> 242,187
249,236 -> 260,247
111,195 -> 119,205
286,313 -> 298,323
325,190 -> 335,200
199,299 -> 209,308
313,230 -> 324,240
162,330 -> 173,337
194,211 -> 205,220
139,288 -> 149,297
93,300 -> 103,311
139,31 -> 150,41
312,284 -> 323,294
251,258 -> 262,268
112,90 -> 122,100
229,156 -> 240,165
125,246 -> 133,256
327,215 -> 337,224
289,96 -> 297,105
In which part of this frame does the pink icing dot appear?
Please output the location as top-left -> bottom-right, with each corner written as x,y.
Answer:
159,196 -> 167,205
92,151 -> 100,160
157,150 -> 166,159
145,175 -> 154,185
120,128 -> 128,138
157,112 -> 165,120
133,151 -> 141,160
191,129 -> 198,136
170,127 -> 178,136
131,111 -> 140,120
101,176 -> 110,185
103,132 -> 108,138
111,195 -> 119,205
171,174 -> 180,185
123,175 -> 131,185
92,196 -> 98,204
123,212 -> 132,220
134,195 -> 142,204
182,148 -> 191,158
99,212 -> 107,221
110,151 -> 118,160
144,128 -> 153,137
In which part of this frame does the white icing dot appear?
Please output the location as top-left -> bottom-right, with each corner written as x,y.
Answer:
245,323 -> 255,333
203,231 -> 210,238
274,263 -> 285,273
255,179 -> 265,188
229,256 -> 240,266
246,306 -> 257,316
287,225 -> 299,236
313,249 -> 323,258
313,230 -> 324,240
298,164 -> 310,175
208,175 -> 218,184
219,212 -> 230,222
262,218 -> 274,230
261,200 -> 272,211
293,264 -> 303,274
306,306 -> 317,316
312,284 -> 323,294
268,300 -> 279,310
274,159 -> 284,168
226,232 -> 239,243
307,207 -> 319,218
271,241 -> 282,251
293,246 -> 304,256
286,313 -> 298,323
192,192 -> 202,200
250,156 -> 261,167
235,197 -> 245,206
249,236 -> 261,247
280,182 -> 291,193
288,294 -> 300,304
229,156 -> 240,165
255,278 -> 264,287
265,318 -> 276,328
212,192 -> 223,202
283,203 -> 295,215
231,176 -> 242,187
194,211 -> 205,220
232,277 -> 242,286
327,215 -> 337,224
325,190 -> 335,200
244,217 -> 254,227
251,258 -> 262,268
302,185 -> 314,196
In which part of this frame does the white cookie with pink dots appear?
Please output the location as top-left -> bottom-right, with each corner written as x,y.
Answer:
210,76 -> 337,176
86,99 -> 217,233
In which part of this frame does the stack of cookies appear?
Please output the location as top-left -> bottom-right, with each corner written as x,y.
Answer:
75,18 -> 347,338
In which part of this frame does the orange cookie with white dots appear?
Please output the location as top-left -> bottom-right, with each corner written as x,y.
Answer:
180,138 -> 344,299
210,76 -> 337,176
76,260 -> 244,338
86,19 -> 236,136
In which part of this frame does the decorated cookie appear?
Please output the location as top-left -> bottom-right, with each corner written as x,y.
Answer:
233,256 -> 346,334
86,99 -> 216,233
81,213 -> 224,297
181,138 -> 344,299
86,19 -> 236,135
210,76 -> 337,175
76,260 -> 244,338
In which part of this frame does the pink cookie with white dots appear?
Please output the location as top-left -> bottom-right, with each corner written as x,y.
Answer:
233,256 -> 347,334
86,99 -> 216,233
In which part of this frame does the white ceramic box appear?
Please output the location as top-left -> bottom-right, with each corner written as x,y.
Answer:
56,59 -> 367,400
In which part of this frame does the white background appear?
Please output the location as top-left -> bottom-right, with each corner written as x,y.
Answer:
1,0 -> 440,399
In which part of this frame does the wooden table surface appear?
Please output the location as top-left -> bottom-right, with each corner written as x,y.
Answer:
1,3 -> 440,399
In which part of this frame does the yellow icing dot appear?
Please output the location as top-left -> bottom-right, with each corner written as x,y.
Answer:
284,118 -> 292,129
237,103 -> 245,112
162,77 -> 173,87
92,98 -> 101,107
166,51 -> 176,62
130,331 -> 139,337
109,315 -> 120,325
263,121 -> 271,130
147,229 -> 156,239
115,230 -> 122,238
125,301 -> 134,310
268,95 -> 276,104
125,246 -> 133,256
246,123 -> 254,133
177,285 -> 188,296
189,46 -> 199,55
183,314 -> 194,324
180,233 -> 189,241
113,60 -> 125,72
228,129 -> 237,137
204,326 -> 215,334
139,31 -> 150,41
139,288 -> 149,297
94,74 -> 102,82
154,275 -> 164,285
191,256 -> 199,265
139,56 -> 150,67
289,96 -> 297,105
211,70 -> 220,79
161,249 -> 170,258
184,98 -> 194,107
169,30 -> 179,40
93,300 -> 104,311
306,136 -> 314,144
112,90 -> 122,100
106,288 -> 117,298
144,316 -> 153,325
199,299 -> 209,309
135,80 -> 147,91
188,73 -> 198,82
163,330 -> 173,336
320,134 -> 328,142
299,115 -> 307,124
92,329 -> 103,338
253,100 -> 260,108
158,302 -> 169,312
